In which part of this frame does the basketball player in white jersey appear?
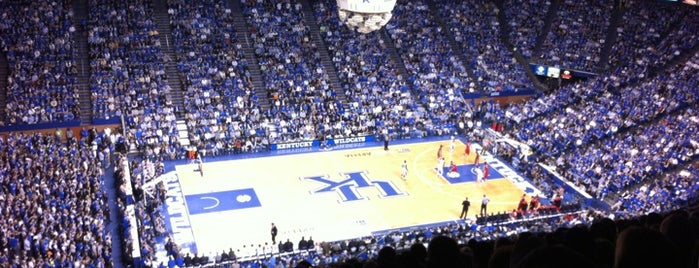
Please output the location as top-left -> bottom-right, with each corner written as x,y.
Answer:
474,166 -> 484,184
436,157 -> 445,176
449,135 -> 456,153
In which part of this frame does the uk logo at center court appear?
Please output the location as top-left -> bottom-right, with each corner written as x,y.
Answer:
303,171 -> 405,202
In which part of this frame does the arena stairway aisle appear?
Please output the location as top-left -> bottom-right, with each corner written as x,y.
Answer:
0,51 -> 8,122
105,167 -> 125,268
226,0 -> 271,110
71,0 -> 94,125
531,0 -> 560,60
425,0 -> 481,94
598,1 -> 626,72
378,29 -> 428,113
176,120 -> 191,147
491,0 -> 547,91
153,0 -> 186,119
300,0 -> 348,108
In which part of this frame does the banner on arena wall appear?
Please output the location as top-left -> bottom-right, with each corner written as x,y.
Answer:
328,135 -> 375,145
270,136 -> 374,150
271,140 -> 319,150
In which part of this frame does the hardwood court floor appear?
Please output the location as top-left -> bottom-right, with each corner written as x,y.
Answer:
173,139 -> 526,255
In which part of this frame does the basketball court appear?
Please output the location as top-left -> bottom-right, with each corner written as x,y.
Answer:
158,138 -> 543,258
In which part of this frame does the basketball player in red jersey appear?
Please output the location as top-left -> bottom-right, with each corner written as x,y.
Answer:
483,163 -> 489,181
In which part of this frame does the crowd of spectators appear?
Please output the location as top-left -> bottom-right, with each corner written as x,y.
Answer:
0,129 -> 114,267
612,161 -> 699,217
503,75 -> 616,125
157,210 -> 592,267
2,1 -> 699,267
314,0 -> 430,140
555,106 -> 698,200
88,0 -> 181,160
438,1 -> 534,93
607,0 -> 686,70
0,1 -> 80,125
502,4 -> 699,127
501,0 -> 551,59
169,0 -> 267,157
537,0 -> 613,71
165,207 -> 699,268
114,153 -> 167,266
511,52 -> 699,156
507,56 -> 698,201
139,3 -> 698,265
385,0 -> 484,135
242,0 -> 340,144
644,7 -> 699,70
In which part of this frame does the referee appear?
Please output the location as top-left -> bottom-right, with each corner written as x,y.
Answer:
460,197 -> 470,219
480,194 -> 490,216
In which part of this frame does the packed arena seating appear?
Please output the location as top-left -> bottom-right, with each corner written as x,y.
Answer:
241,0 -> 337,144
511,52 -> 699,156
385,1 -> 476,98
385,0 -> 503,135
607,1 -> 686,69
437,1 -> 534,93
504,26 -> 698,129
0,0 -> 698,267
645,8 -> 699,68
88,0 -> 181,160
612,162 -> 699,217
504,75 -> 616,125
536,0 -> 613,71
0,130 -> 114,267
314,0 -> 430,139
0,1 -> 80,125
168,0 -> 265,157
556,107 -> 698,200
501,0 -> 550,59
